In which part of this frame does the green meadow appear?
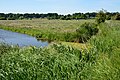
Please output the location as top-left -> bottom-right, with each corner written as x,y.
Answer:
0,19 -> 120,80
0,19 -> 96,42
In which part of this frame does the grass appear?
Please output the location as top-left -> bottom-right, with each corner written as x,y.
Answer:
87,20 -> 120,79
0,19 -> 120,80
0,19 -> 94,33
59,41 -> 90,50
0,19 -> 96,42
0,43 -> 97,80
0,19 -> 85,35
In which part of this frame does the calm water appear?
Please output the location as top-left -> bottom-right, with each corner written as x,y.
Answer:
0,29 -> 49,47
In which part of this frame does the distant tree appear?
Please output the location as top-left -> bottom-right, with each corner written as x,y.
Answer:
60,16 -> 66,20
1,11 -> 119,20
19,16 -> 24,20
7,13 -> 16,20
89,12 -> 96,18
85,12 -> 90,19
65,14 -> 72,20
106,12 -> 112,20
106,15 -> 111,20
114,13 -> 120,20
0,17 -> 7,20
81,14 -> 87,19
96,9 -> 106,24
0,13 -> 7,20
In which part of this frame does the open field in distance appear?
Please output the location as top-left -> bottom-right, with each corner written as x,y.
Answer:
0,19 -> 94,33
0,19 -> 97,42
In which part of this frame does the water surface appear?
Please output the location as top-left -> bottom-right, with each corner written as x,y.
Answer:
0,29 -> 49,47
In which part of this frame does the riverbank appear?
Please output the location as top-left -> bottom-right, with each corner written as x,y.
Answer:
1,20 -> 120,79
0,19 -> 96,43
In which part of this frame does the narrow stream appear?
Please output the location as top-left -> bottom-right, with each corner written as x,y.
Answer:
0,29 -> 49,47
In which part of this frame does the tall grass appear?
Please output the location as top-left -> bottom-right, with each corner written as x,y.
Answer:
87,20 -> 120,79
0,44 -> 98,80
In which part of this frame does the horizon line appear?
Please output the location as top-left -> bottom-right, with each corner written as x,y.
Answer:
0,11 -> 120,15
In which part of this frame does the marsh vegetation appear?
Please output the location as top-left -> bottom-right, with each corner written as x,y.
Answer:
0,11 -> 120,79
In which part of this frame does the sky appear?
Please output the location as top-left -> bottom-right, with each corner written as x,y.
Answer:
0,0 -> 120,14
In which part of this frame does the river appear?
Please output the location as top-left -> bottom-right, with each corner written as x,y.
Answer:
0,29 -> 49,47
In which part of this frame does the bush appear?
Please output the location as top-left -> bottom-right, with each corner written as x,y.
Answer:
96,10 -> 106,24
0,17 -> 7,20
114,14 -> 120,20
106,15 -> 111,20
75,22 -> 98,43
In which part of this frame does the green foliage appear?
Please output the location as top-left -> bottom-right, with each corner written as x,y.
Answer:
0,43 -> 11,56
0,20 -> 120,80
0,44 -> 97,80
63,33 -> 75,42
75,22 -> 98,43
96,10 -> 106,24
114,13 -> 120,20
0,12 -> 119,20
106,15 -> 111,20
0,17 -> 7,20
0,20 -> 98,43
88,21 -> 120,79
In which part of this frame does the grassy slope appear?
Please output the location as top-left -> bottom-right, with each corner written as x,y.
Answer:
88,20 -> 120,79
0,20 -> 120,80
60,20 -> 120,79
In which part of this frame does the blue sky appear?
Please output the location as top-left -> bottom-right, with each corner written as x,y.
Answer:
0,0 -> 120,14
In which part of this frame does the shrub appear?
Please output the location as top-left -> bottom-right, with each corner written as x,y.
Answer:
114,14 -> 120,20
96,10 -> 106,24
75,22 -> 98,43
0,17 -> 7,20
106,15 -> 111,20
64,33 -> 75,42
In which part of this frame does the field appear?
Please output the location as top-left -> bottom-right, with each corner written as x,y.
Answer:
0,19 -> 96,42
0,19 -> 120,80
0,19 -> 94,34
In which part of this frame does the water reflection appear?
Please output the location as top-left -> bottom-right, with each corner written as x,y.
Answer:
0,29 -> 49,47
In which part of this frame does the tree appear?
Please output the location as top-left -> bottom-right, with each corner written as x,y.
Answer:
106,15 -> 111,20
96,9 -> 106,24
0,17 -> 7,20
114,13 -> 120,20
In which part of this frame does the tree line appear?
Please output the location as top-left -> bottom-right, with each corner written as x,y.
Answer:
0,12 -> 120,20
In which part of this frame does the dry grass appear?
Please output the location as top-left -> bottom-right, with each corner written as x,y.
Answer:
59,41 -> 90,50
0,19 -> 94,33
